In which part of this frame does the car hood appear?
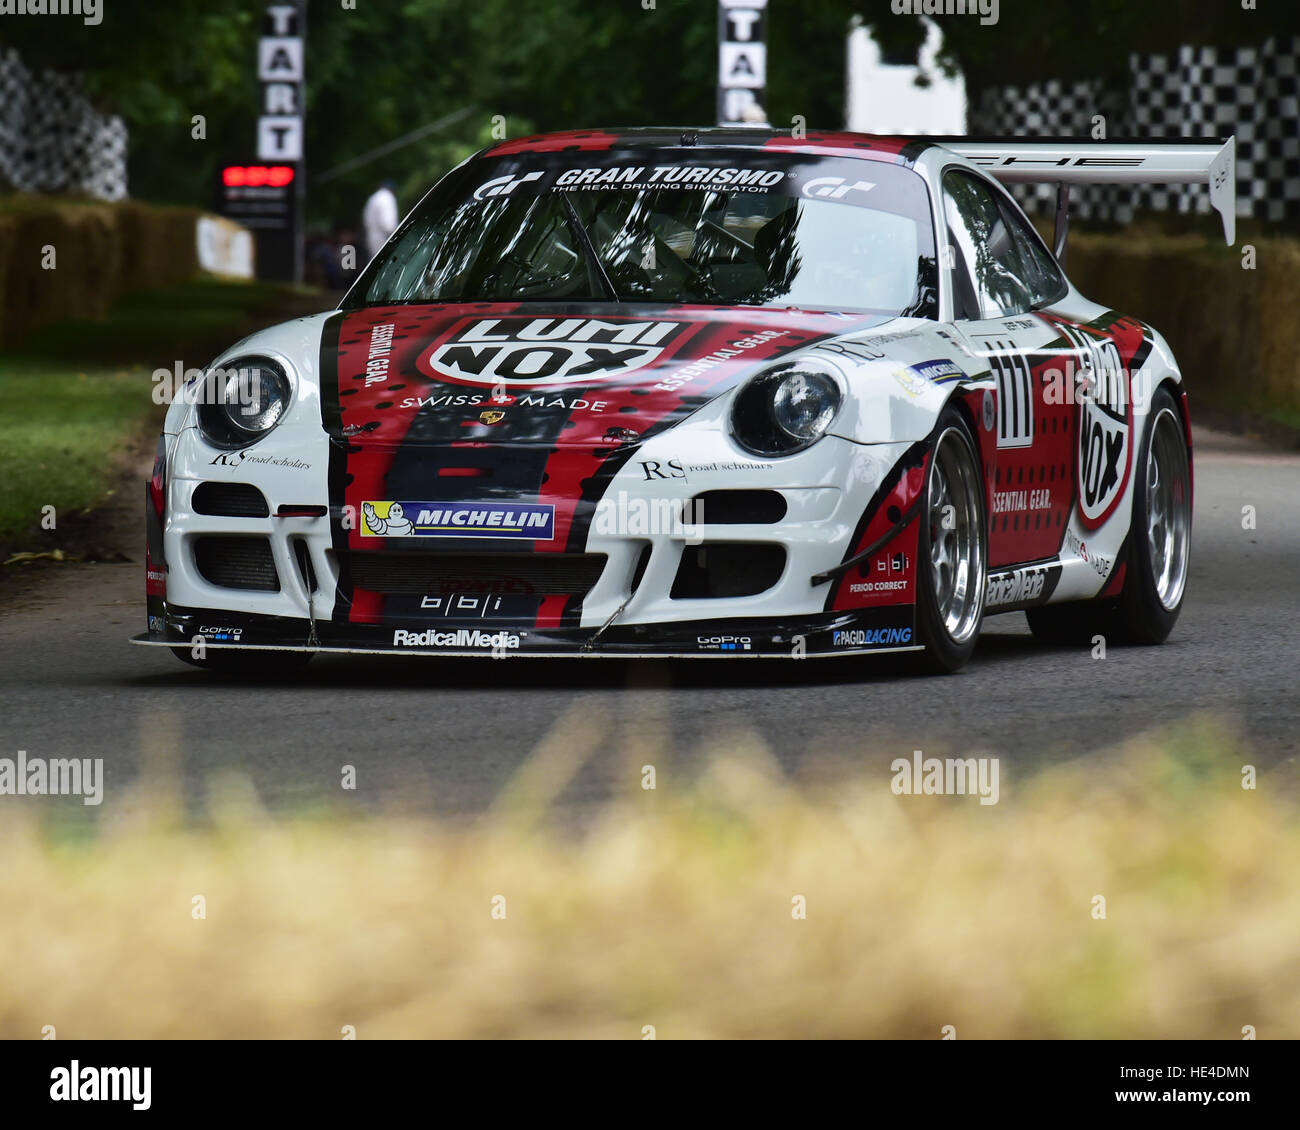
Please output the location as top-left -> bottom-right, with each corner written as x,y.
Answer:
316,302 -> 891,559
320,301 -> 890,451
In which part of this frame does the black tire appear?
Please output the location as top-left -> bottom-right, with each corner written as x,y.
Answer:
1113,387 -> 1191,643
1028,385 -> 1191,647
1025,598 -> 1113,644
171,645 -> 314,675
913,407 -> 988,673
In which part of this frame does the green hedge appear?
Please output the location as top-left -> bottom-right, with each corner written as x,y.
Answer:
0,196 -> 203,347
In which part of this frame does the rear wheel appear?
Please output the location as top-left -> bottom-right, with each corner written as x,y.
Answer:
1027,386 -> 1191,646
914,410 -> 987,673
1114,389 -> 1191,642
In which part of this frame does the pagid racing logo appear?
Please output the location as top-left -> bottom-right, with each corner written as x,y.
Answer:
422,317 -> 688,388
832,627 -> 913,647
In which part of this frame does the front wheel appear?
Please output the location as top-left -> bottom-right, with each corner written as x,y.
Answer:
913,409 -> 988,673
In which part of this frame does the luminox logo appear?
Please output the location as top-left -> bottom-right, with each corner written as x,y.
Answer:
1060,324 -> 1131,528
472,170 -> 544,200
800,176 -> 875,200
422,317 -> 688,388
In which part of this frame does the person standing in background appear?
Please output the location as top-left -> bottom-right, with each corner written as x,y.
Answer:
362,179 -> 399,261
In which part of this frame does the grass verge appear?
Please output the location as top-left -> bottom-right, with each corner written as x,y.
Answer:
0,279 -> 327,550
1,716 -> 1294,1038
0,362 -> 150,551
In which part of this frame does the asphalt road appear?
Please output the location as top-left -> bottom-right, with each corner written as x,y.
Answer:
2,427 -> 1296,820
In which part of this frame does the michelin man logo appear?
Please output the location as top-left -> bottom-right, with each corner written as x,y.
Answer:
363,501 -> 413,536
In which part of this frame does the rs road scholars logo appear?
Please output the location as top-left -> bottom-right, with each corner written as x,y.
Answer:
362,501 -> 555,540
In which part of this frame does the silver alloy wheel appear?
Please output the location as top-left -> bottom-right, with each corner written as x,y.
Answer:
927,426 -> 986,644
1145,406 -> 1192,611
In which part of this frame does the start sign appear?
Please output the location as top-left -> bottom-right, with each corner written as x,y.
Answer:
229,2 -> 304,281
257,4 -> 304,162
717,0 -> 769,127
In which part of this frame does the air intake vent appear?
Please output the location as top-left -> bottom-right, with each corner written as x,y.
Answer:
691,490 -> 787,524
193,481 -> 270,517
345,552 -> 606,597
195,536 -> 280,591
671,543 -> 784,599
293,538 -> 319,595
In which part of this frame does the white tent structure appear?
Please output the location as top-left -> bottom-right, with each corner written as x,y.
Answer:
845,17 -> 966,136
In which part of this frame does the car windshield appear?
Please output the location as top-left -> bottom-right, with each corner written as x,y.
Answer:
349,149 -> 938,317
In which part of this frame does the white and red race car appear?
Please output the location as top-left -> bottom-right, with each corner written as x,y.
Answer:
136,128 -> 1234,672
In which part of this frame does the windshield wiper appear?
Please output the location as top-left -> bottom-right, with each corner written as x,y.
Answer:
560,196 -> 620,302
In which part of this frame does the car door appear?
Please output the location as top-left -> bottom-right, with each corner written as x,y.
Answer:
941,167 -> 1076,571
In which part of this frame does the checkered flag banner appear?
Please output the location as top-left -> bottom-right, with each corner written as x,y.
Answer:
970,36 -> 1300,224
0,48 -> 128,201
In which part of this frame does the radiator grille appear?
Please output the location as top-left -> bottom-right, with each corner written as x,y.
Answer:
194,536 -> 280,591
691,489 -> 787,524
346,552 -> 606,597
671,543 -> 785,599
192,482 -> 270,518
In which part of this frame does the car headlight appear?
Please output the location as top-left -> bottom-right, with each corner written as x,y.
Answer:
198,357 -> 292,448
730,357 -> 844,456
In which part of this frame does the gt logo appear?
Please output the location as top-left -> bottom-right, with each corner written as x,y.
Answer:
473,171 -> 544,201
800,176 -> 875,200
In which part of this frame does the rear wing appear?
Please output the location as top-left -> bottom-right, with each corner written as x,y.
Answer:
936,137 -> 1237,250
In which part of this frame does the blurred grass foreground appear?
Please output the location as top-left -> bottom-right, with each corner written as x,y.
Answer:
1,717 -> 1296,1039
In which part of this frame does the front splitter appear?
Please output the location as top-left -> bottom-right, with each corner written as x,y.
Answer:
134,603 -> 921,660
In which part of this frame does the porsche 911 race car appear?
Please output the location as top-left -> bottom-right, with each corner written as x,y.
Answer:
134,128 -> 1235,672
